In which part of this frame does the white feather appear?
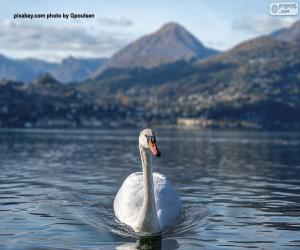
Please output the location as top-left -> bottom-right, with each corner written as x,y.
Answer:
114,172 -> 181,231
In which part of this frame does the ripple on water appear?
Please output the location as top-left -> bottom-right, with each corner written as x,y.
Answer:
68,201 -> 207,239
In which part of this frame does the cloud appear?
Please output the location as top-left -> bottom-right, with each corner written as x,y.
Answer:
97,17 -> 134,27
232,15 -> 296,34
206,40 -> 225,48
0,19 -> 132,61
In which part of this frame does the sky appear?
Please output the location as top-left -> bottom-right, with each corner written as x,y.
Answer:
0,0 -> 299,62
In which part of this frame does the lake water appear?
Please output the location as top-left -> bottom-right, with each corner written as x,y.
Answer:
0,128 -> 299,249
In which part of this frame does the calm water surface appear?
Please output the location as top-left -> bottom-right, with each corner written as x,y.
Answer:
0,128 -> 299,249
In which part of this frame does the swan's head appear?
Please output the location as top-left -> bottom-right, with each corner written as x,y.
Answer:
139,128 -> 161,157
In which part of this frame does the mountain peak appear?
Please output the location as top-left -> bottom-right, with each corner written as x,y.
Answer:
154,22 -> 202,44
157,22 -> 186,33
103,22 -> 218,71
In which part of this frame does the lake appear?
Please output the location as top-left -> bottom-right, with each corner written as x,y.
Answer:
0,128 -> 299,249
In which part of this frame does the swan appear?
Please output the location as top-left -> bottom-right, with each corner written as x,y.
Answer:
114,128 -> 181,235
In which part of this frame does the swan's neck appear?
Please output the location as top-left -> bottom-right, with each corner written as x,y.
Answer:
136,145 -> 161,234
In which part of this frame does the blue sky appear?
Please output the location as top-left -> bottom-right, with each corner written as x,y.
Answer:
0,0 -> 299,62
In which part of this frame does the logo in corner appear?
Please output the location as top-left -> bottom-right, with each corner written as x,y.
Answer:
269,2 -> 299,16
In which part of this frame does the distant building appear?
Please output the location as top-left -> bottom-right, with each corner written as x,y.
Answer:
177,118 -> 213,127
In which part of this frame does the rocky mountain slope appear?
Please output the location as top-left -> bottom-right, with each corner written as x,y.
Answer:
109,22 -> 217,67
92,22 -> 218,77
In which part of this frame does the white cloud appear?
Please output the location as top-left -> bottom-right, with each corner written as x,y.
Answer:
0,19 -> 133,61
232,15 -> 296,34
97,17 -> 134,27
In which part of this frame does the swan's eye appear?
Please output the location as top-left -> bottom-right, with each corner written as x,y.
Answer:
148,136 -> 155,143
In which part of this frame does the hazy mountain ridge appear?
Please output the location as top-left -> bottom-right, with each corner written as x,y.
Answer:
50,57 -> 107,83
0,55 -> 107,83
0,55 -> 55,82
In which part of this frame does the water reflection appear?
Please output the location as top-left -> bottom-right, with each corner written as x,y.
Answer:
117,236 -> 179,250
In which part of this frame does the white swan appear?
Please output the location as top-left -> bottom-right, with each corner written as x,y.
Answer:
114,128 -> 181,235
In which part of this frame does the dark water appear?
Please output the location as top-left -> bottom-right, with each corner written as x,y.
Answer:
0,128 -> 300,249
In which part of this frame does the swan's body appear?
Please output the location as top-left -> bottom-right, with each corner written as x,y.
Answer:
114,129 -> 181,234
114,172 -> 181,232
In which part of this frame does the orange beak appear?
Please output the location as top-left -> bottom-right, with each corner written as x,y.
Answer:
148,138 -> 161,157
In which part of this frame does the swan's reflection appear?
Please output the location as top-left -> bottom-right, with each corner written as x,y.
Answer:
116,235 -> 179,250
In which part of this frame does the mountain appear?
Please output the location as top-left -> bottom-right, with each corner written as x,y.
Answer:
0,55 -> 56,82
50,56 -> 107,83
0,54 -> 107,83
20,58 -> 57,76
80,36 -> 300,129
93,22 -> 218,77
0,22 -> 218,82
271,20 -> 300,45
1,21 -> 300,129
86,36 -> 300,96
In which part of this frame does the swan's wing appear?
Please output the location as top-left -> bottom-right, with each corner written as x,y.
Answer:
153,173 -> 182,229
113,172 -> 144,227
114,172 -> 181,230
